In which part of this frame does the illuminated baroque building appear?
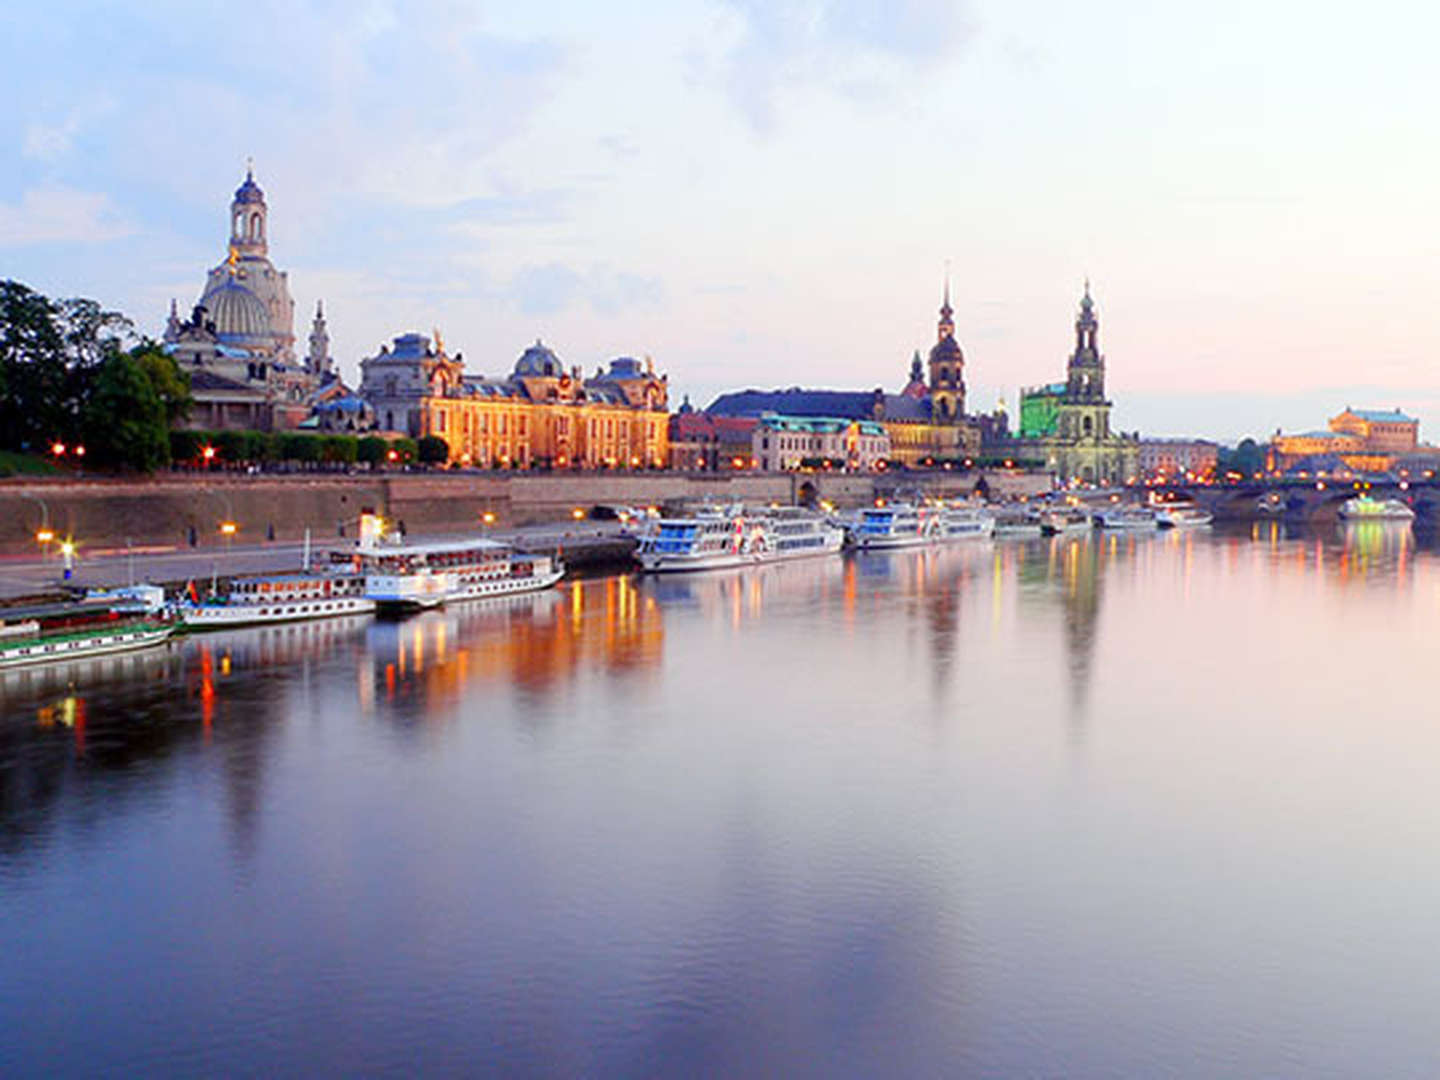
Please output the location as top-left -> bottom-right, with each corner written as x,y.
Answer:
164,169 -> 340,431
1269,407 -> 1431,473
705,283 -> 982,468
359,335 -> 670,468
1015,285 -> 1139,485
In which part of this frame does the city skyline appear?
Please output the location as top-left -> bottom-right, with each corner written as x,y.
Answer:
5,1 -> 1440,443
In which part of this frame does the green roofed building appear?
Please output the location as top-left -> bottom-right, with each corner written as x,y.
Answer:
1019,383 -> 1065,438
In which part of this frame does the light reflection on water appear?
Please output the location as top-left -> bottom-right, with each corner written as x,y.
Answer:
3,524 -> 1440,1076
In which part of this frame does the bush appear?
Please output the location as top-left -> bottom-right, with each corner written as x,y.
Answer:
170,429 -> 204,463
390,437 -> 417,464
417,435 -> 449,465
279,433 -> 321,463
357,435 -> 387,466
321,434 -> 358,465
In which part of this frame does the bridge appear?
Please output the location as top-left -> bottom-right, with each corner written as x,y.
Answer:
1178,477 -> 1440,524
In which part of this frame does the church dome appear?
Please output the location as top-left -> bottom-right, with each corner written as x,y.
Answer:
514,339 -> 562,377
205,279 -> 271,344
233,170 -> 265,205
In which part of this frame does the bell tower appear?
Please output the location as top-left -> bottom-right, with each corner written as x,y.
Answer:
927,277 -> 966,422
1058,282 -> 1112,442
230,163 -> 268,258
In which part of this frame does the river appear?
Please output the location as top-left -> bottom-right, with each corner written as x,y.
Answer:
3,521 -> 1438,1076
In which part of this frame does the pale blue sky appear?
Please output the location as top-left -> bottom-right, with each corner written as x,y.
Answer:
4,0 -> 1439,441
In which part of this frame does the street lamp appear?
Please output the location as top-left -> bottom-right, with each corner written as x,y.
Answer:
59,538 -> 76,581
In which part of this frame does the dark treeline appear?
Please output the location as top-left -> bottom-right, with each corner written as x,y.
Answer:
0,280 -> 190,471
172,431 -> 444,469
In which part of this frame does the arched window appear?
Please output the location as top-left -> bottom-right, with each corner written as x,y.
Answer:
1083,415 -> 1093,437
250,213 -> 262,242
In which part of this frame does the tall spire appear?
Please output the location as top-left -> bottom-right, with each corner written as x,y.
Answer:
308,298 -> 332,376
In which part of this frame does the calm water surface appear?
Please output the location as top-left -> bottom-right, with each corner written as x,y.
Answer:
4,522 -> 1440,1076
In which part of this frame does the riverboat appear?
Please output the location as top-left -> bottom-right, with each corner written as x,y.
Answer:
848,503 -> 932,549
634,505 -> 842,573
1338,495 -> 1415,521
1094,505 -> 1159,530
344,534 -> 564,611
991,505 -> 1043,538
1039,507 -> 1093,535
177,572 -> 375,630
0,610 -> 174,670
847,501 -> 995,549
1151,500 -> 1215,528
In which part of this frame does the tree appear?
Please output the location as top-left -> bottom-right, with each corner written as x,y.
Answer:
390,437 -> 417,464
170,429 -> 205,463
81,354 -> 169,471
132,342 -> 192,427
1219,438 -> 1267,479
417,435 -> 449,465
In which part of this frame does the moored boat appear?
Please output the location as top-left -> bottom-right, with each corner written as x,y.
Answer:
1152,500 -> 1215,528
1338,495 -> 1414,521
990,505 -> 1042,538
0,608 -> 174,670
177,572 -> 375,630
634,504 -> 842,573
1095,505 -> 1159,530
341,516 -> 563,611
1039,507 -> 1093,535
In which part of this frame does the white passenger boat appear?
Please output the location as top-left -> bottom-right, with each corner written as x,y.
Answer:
177,572 -> 375,630
1095,505 -> 1159,530
635,504 -> 842,573
1039,507 -> 1093,535
848,503 -> 933,549
0,612 -> 174,670
351,536 -> 564,611
990,505 -> 1043,538
1338,495 -> 1415,522
1152,501 -> 1215,528
847,501 -> 994,549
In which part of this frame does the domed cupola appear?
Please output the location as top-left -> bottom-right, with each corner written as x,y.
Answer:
514,339 -> 563,377
206,278 -> 271,347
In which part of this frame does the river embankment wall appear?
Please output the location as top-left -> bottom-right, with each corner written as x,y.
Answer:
0,469 -> 1049,555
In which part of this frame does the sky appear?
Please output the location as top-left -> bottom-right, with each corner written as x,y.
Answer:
3,0 -> 1440,443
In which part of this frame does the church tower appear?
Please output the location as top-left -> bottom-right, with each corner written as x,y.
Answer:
307,300 -> 333,377
1057,282 -> 1111,441
230,166 -> 268,258
927,278 -> 966,422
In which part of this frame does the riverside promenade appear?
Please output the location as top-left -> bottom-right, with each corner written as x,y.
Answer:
0,522 -> 634,602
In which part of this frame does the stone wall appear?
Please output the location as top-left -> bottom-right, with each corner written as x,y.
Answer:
0,469 -> 1048,554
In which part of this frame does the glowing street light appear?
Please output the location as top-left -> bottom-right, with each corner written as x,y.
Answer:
35,528 -> 54,544
59,538 -> 76,581
202,445 -> 216,464
51,441 -> 66,457
571,507 -> 586,521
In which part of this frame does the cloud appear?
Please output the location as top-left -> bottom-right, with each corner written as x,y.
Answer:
21,97 -> 116,161
510,263 -> 663,316
0,188 -> 136,247
705,0 -> 977,130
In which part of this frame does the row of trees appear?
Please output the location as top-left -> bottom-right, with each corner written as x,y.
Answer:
1,280 -> 190,471
173,431 -> 450,468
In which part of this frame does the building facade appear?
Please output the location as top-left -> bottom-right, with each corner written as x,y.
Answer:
752,415 -> 890,472
359,335 -> 670,468
1269,407 -> 1427,473
164,170 -> 337,431
1138,438 -> 1219,480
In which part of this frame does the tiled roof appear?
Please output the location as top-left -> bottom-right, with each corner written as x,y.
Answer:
706,388 -> 933,423
1346,408 -> 1416,423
